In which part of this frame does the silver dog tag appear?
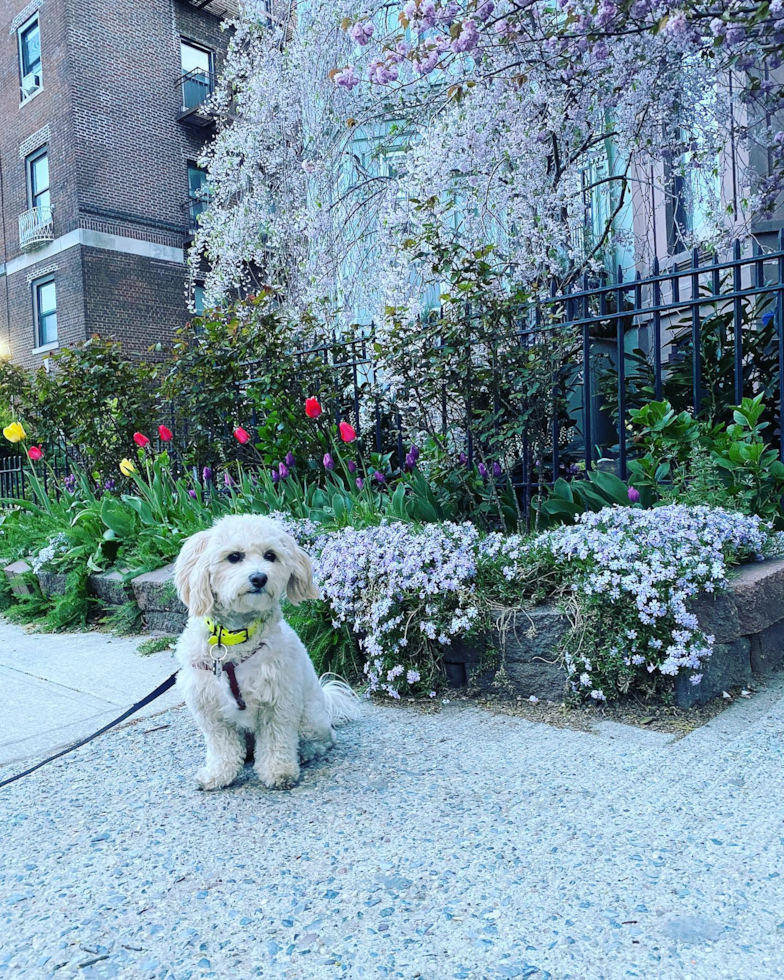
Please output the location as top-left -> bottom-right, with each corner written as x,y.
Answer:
210,642 -> 228,677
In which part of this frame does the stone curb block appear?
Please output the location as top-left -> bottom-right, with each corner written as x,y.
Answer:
131,564 -> 187,616
4,559 -> 35,597
36,571 -> 68,597
88,570 -> 133,606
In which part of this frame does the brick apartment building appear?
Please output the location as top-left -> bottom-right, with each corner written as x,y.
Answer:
0,0 -> 237,368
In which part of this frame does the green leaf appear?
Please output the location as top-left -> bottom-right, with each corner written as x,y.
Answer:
588,470 -> 630,505
100,496 -> 136,539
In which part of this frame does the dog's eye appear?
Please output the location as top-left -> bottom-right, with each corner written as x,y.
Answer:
226,552 -> 245,564
264,550 -> 277,563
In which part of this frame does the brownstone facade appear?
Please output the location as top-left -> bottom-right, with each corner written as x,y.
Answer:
0,0 -> 235,367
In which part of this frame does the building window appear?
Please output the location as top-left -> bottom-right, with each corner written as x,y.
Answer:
180,40 -> 214,110
33,277 -> 57,348
187,163 -> 211,228
193,284 -> 206,315
18,15 -> 42,100
26,147 -> 50,212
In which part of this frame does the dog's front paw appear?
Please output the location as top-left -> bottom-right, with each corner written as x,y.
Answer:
195,766 -> 239,791
256,763 -> 301,790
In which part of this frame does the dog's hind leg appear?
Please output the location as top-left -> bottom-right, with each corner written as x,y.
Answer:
194,714 -> 245,791
299,699 -> 335,764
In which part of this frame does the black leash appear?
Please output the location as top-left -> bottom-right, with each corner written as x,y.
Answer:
0,671 -> 179,790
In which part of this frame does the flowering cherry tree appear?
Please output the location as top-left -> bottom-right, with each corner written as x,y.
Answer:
193,0 -> 783,322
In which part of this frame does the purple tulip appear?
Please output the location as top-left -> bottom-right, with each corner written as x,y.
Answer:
323,453 -> 335,471
409,444 -> 420,462
224,472 -> 234,488
459,452 -> 468,465
271,468 -> 280,483
63,474 -> 77,493
628,486 -> 641,503
405,453 -> 416,469
188,489 -> 197,499
356,477 -> 364,490
492,461 -> 502,478
373,470 -> 385,483
284,451 -> 295,468
202,466 -> 213,483
347,460 -> 357,474
104,479 -> 116,491
478,462 -> 489,479
278,462 -> 290,480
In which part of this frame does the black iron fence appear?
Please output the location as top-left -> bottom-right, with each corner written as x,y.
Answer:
3,233 -> 784,514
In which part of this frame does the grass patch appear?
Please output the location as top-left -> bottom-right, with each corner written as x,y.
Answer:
102,601 -> 143,635
285,599 -> 364,684
137,635 -> 177,656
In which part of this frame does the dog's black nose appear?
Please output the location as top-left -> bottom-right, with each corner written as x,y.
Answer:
249,572 -> 268,590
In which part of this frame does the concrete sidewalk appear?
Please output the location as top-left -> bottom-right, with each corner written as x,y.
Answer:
0,619 -> 182,767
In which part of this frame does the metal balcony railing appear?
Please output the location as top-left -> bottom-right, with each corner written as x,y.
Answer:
185,193 -> 212,234
176,68 -> 217,121
18,205 -> 54,252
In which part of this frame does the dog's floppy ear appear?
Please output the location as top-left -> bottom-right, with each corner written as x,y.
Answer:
174,529 -> 214,616
286,542 -> 320,605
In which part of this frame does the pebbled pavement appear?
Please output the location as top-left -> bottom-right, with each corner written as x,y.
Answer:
1,661 -> 783,978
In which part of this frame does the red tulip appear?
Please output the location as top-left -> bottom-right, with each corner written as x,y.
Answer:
27,446 -> 43,460
339,421 -> 357,443
234,426 -> 251,445
158,425 -> 173,442
133,432 -> 150,448
305,397 -> 323,419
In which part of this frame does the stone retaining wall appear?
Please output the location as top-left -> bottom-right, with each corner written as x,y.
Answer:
8,557 -> 784,706
443,558 -> 784,708
3,560 -> 188,635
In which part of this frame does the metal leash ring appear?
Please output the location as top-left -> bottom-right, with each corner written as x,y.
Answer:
210,641 -> 229,677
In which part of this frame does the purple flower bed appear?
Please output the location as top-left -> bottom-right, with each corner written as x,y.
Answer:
275,506 -> 781,701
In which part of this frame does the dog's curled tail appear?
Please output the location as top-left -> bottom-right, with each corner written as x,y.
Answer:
320,674 -> 361,726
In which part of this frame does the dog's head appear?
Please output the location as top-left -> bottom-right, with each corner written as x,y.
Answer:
174,515 -> 320,618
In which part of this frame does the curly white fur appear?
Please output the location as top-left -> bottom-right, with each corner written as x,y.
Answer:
173,514 -> 360,791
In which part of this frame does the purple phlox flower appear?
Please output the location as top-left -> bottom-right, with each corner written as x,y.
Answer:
478,462 -> 489,479
347,459 -> 357,474
278,462 -> 290,480
492,461 -> 502,478
202,466 -> 213,483
373,470 -> 386,483
356,477 -> 364,490
628,486 -> 641,503
271,468 -> 280,484
323,453 -> 335,470
285,451 -> 295,468
334,66 -> 360,90
349,20 -> 374,45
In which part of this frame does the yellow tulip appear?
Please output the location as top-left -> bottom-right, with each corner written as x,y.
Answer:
119,458 -> 136,477
3,422 -> 27,444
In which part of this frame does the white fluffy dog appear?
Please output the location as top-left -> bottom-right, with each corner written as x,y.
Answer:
173,514 -> 359,791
